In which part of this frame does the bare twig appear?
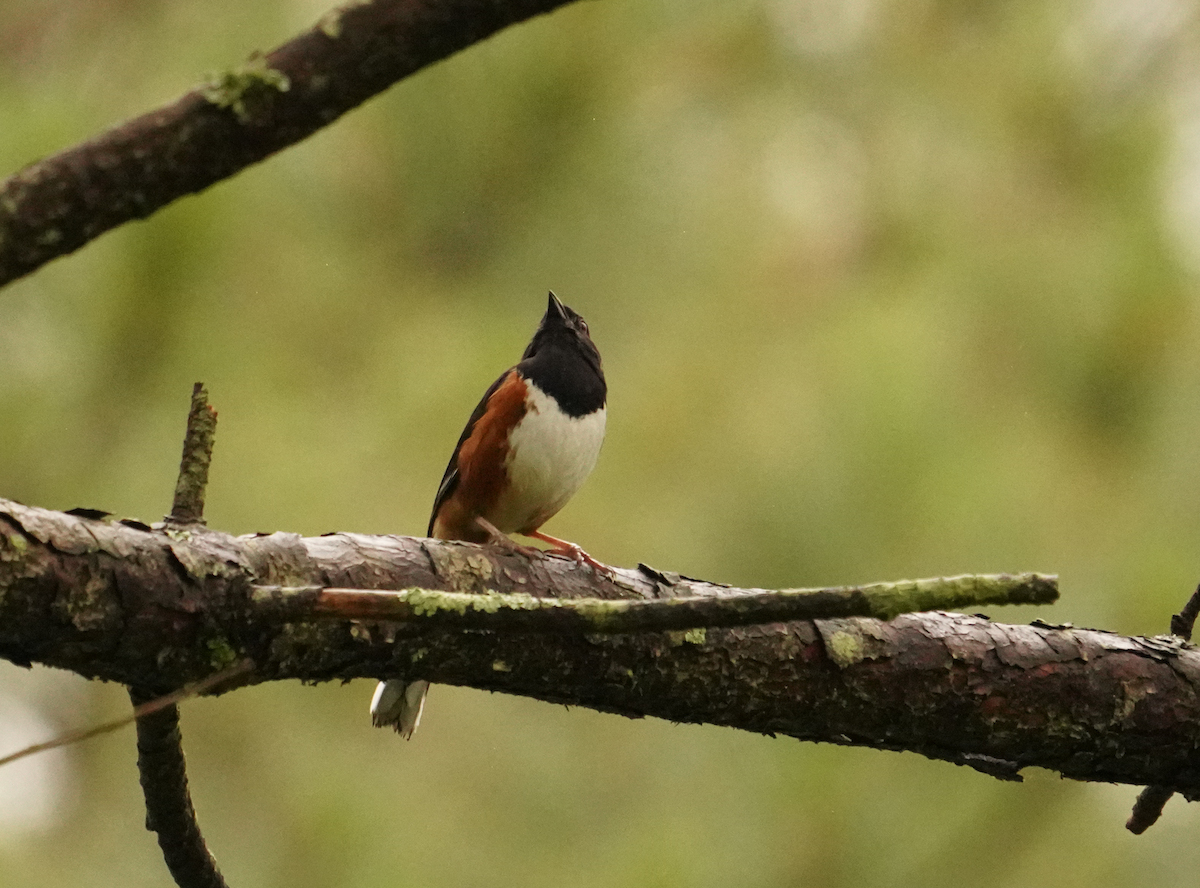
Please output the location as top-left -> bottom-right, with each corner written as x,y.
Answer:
1170,584 -> 1200,640
1127,784 -> 1177,835
168,383 -> 218,526
0,0 -> 581,287
258,572 -> 1058,632
0,660 -> 252,769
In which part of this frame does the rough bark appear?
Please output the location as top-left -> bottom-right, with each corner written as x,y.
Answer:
130,689 -> 229,888
1125,583 -> 1200,832
2,497 -> 1198,796
0,0 -> 581,287
166,384 -> 218,528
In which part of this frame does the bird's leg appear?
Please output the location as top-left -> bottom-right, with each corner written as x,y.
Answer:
474,516 -> 543,560
526,530 -> 612,575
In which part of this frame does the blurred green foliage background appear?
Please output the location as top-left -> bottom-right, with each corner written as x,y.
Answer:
3,0 -> 1200,884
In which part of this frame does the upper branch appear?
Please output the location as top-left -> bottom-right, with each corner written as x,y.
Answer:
1,497 -> 1198,796
0,0 -> 580,287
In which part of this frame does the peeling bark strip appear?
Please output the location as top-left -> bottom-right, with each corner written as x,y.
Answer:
1,497 -> 1199,795
0,0 -> 581,287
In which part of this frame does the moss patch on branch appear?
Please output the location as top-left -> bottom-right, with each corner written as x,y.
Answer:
202,57 -> 291,124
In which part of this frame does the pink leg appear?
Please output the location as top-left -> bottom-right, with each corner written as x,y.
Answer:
526,530 -> 611,575
474,516 -> 542,560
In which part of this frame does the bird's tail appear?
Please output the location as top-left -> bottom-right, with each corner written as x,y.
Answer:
370,679 -> 429,739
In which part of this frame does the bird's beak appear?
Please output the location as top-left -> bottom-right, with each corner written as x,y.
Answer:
547,291 -> 567,320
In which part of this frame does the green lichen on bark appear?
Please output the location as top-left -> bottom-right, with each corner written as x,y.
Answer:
0,527 -> 27,561
317,0 -> 372,39
859,573 -> 1057,620
53,574 -> 122,633
201,57 -> 291,124
407,587 -> 512,617
666,627 -> 709,646
268,621 -> 347,674
825,630 -> 865,667
317,9 -> 344,38
204,635 -> 239,671
424,544 -> 497,594
305,573 -> 1056,636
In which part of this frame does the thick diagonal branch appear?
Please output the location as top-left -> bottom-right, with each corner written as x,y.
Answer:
1,497 -> 1199,797
0,0 -> 580,287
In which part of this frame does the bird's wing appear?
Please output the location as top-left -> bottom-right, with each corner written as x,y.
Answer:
427,368 -> 516,537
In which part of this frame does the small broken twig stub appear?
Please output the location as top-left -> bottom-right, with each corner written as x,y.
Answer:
1170,584 -> 1200,641
1127,785 -> 1177,835
168,383 -> 218,526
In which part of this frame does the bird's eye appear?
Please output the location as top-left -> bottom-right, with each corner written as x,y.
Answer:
578,320 -> 589,335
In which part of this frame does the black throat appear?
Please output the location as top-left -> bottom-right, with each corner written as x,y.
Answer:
519,341 -> 606,418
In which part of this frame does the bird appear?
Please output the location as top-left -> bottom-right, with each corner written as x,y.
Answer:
370,291 -> 608,738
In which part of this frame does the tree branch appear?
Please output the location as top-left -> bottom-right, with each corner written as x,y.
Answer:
128,380 -> 226,888
2,496 -> 1199,800
1125,582 -> 1200,833
0,0 -> 581,287
167,383 -> 218,527
130,689 -> 230,888
267,573 -> 1057,631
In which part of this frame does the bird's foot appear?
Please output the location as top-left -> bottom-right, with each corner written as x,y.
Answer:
474,516 -> 543,560
526,530 -> 613,577
473,518 -> 613,577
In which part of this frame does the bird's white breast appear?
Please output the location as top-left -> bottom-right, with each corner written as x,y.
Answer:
491,380 -> 606,533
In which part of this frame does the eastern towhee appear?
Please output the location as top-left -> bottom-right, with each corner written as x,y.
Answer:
371,292 -> 608,737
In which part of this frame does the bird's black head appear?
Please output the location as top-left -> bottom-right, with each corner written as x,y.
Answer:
522,292 -> 602,372
519,291 -> 606,415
